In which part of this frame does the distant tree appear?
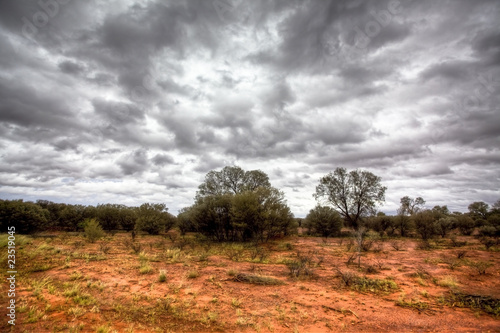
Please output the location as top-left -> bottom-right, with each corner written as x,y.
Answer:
413,210 -> 437,240
432,205 -> 450,218
369,213 -> 396,237
116,206 -> 137,231
314,167 -> 387,230
468,201 -> 489,220
135,203 -> 176,235
456,214 -> 475,235
399,196 -> 426,215
304,205 -> 343,239
59,204 -> 86,231
96,204 -> 121,231
395,214 -> 413,237
490,199 -> 500,215
435,217 -> 456,238
0,199 -> 50,234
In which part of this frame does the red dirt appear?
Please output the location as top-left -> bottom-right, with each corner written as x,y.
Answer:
1,234 -> 499,332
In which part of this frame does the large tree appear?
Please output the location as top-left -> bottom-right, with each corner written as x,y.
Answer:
191,166 -> 294,242
314,167 -> 387,230
399,196 -> 426,216
196,166 -> 270,198
468,201 -> 489,220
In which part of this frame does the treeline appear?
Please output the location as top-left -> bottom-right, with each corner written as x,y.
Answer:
1,166 -> 499,245
0,200 -> 175,235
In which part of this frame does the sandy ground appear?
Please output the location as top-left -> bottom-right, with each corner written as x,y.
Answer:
1,233 -> 499,332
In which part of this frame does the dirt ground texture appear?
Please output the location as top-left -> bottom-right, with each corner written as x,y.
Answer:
1,232 -> 499,333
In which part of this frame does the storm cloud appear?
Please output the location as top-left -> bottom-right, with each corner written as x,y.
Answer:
0,0 -> 499,215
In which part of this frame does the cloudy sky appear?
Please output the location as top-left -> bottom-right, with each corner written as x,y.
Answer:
0,0 -> 499,216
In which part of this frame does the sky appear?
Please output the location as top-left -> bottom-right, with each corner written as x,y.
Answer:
0,0 -> 499,217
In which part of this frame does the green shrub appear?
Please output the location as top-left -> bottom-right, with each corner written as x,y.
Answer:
84,219 -> 105,243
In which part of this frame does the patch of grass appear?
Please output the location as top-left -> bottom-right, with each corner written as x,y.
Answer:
26,305 -> 45,323
99,242 -> 111,254
231,298 -> 242,308
336,268 -> 398,293
227,269 -> 239,276
0,234 -> 31,247
73,292 -> 96,306
63,283 -> 81,298
158,270 -> 167,282
164,247 -> 186,262
225,244 -> 245,261
70,270 -> 83,281
436,275 -> 458,288
440,292 -> 500,317
231,273 -> 285,285
96,325 -> 114,333
466,260 -> 493,275
187,270 -> 199,279
29,263 -> 51,272
351,276 -> 398,293
278,242 -> 294,251
139,262 -> 153,274
396,294 -> 430,312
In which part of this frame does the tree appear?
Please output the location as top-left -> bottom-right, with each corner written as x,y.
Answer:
490,199 -> 500,215
468,201 -> 489,220
435,217 -> 456,238
192,167 -> 294,242
0,199 -> 50,234
314,167 -> 387,230
304,205 -> 343,239
369,213 -> 396,237
135,203 -> 176,235
192,194 -> 234,241
456,214 -> 475,235
413,210 -> 437,240
399,196 -> 426,216
96,204 -> 121,231
196,166 -> 270,198
177,207 -> 196,236
84,218 -> 105,243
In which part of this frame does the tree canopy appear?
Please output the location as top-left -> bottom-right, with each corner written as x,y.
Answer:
313,167 -> 387,229
196,166 -> 271,198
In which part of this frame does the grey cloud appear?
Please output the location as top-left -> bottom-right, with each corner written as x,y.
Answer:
117,149 -> 149,176
58,60 -> 85,75
0,0 -> 499,215
92,99 -> 145,126
152,153 -> 175,166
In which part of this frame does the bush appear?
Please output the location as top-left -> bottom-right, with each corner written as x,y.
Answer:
413,210 -> 437,240
84,219 -> 104,243
456,215 -> 475,235
304,205 -> 342,238
135,203 -> 176,235
286,253 -> 315,278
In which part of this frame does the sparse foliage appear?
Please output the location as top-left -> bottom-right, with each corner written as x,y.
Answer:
314,167 -> 387,230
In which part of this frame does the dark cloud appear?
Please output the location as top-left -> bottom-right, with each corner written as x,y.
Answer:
117,149 -> 149,175
152,153 -> 175,166
58,60 -> 85,75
